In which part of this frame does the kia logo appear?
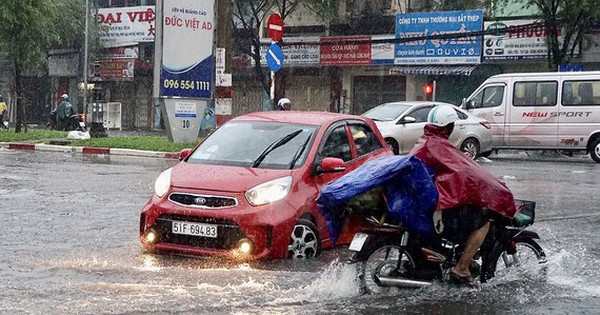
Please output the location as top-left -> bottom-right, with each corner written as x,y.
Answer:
194,197 -> 207,205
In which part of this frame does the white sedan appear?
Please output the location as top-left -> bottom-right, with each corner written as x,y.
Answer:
363,101 -> 493,159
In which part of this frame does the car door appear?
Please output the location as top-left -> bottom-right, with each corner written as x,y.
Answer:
313,122 -> 356,187
465,83 -> 508,147
507,80 -> 559,148
397,105 -> 434,153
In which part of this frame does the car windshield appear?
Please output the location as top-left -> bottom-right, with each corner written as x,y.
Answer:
363,103 -> 412,121
188,121 -> 317,169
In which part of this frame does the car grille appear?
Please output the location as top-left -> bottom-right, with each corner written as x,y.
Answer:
168,192 -> 238,209
153,214 -> 245,250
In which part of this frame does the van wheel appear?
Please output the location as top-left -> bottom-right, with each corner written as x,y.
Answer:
385,138 -> 399,155
460,138 -> 480,160
288,219 -> 321,259
590,138 -> 600,163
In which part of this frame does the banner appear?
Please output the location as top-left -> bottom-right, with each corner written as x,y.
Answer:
97,6 -> 155,48
483,20 -> 579,61
160,0 -> 215,98
371,35 -> 395,64
92,59 -> 135,81
256,37 -> 320,66
320,36 -> 371,66
395,10 -> 483,64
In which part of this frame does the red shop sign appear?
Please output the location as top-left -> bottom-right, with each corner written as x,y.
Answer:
320,36 -> 371,66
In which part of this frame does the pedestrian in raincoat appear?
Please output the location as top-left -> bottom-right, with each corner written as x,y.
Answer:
0,95 -> 8,129
409,105 -> 517,287
56,94 -> 76,130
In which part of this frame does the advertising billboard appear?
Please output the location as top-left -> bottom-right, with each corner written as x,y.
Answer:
395,10 -> 483,64
96,6 -> 155,48
160,0 -> 215,98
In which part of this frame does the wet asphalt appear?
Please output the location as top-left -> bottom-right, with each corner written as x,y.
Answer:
0,149 -> 598,314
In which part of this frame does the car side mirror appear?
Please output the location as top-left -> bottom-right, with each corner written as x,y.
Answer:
178,149 -> 192,161
318,157 -> 346,173
398,116 -> 417,124
465,99 -> 475,110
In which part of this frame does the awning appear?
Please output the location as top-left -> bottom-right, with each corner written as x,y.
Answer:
389,65 -> 478,76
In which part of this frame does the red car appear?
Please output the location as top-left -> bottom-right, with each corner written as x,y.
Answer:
140,111 -> 391,260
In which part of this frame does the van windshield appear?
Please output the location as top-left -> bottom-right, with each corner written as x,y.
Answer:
363,103 -> 412,121
188,121 -> 317,169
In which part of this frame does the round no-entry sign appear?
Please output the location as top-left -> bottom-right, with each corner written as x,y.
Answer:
267,13 -> 284,42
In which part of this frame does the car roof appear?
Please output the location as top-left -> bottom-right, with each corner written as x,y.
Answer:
377,101 -> 457,107
230,110 -> 364,126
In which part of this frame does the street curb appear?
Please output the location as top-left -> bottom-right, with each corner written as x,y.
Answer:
0,142 -> 179,160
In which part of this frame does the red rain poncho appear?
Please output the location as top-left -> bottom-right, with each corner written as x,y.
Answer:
410,124 -> 517,217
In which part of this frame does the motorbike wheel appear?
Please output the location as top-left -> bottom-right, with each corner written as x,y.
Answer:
481,238 -> 546,283
357,244 -> 416,294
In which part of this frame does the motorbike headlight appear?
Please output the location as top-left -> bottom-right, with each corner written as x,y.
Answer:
154,168 -> 172,198
245,176 -> 293,206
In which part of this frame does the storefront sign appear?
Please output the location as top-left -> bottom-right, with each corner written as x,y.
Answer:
102,47 -> 139,59
97,6 -> 155,48
320,36 -> 371,66
371,35 -> 395,64
395,10 -> 483,64
94,59 -> 135,81
161,0 -> 214,98
483,20 -> 578,61
48,52 -> 79,77
257,37 -> 320,66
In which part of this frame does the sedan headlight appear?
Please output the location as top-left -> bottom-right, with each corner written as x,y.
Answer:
154,168 -> 172,198
245,176 -> 293,206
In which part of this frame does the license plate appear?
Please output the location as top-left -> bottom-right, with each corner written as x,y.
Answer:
348,233 -> 368,252
79,122 -> 85,127
172,220 -> 217,238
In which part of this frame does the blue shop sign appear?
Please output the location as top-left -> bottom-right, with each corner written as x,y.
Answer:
395,10 -> 483,65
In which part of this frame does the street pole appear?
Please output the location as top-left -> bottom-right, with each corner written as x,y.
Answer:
83,0 -> 89,115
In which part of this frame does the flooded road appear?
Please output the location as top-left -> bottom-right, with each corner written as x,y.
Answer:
1,149 -> 599,314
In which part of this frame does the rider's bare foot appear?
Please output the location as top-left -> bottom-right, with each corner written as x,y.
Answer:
451,268 -> 478,288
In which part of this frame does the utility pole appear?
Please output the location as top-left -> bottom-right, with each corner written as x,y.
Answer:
214,0 -> 233,125
83,0 -> 89,115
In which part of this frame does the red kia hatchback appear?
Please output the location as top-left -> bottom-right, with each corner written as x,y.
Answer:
140,111 -> 391,260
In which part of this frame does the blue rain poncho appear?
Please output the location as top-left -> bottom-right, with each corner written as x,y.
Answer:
316,155 -> 438,243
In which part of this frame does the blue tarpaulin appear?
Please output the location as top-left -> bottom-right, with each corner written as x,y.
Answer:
317,155 -> 438,243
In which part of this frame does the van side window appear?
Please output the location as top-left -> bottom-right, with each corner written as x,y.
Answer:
470,86 -> 505,108
513,81 -> 558,107
562,81 -> 600,106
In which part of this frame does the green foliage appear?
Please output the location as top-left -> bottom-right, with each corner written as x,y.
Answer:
0,130 -> 67,142
70,136 -> 202,152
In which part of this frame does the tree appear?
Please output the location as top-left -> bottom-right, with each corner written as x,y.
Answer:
232,0 -> 338,105
0,0 -> 84,132
500,0 -> 600,69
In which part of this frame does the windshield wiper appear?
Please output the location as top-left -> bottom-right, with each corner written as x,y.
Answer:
252,129 -> 303,168
288,133 -> 313,169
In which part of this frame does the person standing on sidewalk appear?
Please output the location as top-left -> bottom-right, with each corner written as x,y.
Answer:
0,95 -> 8,129
56,94 -> 76,130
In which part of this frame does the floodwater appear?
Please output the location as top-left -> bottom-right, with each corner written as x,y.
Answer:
1,149 -> 599,314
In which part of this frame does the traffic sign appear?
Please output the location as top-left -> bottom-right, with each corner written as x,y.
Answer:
267,14 -> 284,42
266,43 -> 284,72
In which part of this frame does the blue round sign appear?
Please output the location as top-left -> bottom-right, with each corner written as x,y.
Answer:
266,43 -> 284,72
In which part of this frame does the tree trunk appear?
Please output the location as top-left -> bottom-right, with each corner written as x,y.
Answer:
14,62 -> 24,133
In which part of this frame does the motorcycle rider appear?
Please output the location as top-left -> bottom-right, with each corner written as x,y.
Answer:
277,98 -> 292,111
409,105 -> 517,287
56,94 -> 76,131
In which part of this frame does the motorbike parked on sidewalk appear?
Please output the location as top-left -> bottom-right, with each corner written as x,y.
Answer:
348,200 -> 546,293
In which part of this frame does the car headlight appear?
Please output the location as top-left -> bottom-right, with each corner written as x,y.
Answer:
245,176 -> 293,206
154,168 -> 172,198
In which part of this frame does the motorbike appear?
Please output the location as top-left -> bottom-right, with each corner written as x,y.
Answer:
47,110 -> 86,132
317,155 -> 547,293
347,200 -> 546,293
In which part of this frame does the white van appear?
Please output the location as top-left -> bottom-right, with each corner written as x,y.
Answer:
463,71 -> 600,163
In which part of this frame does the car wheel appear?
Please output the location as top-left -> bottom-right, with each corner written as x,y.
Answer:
590,138 -> 600,163
460,138 -> 480,160
385,138 -> 399,155
288,218 -> 321,259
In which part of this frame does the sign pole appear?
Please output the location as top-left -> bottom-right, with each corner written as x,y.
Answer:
83,0 -> 89,115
